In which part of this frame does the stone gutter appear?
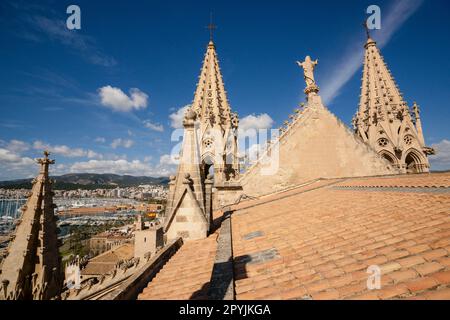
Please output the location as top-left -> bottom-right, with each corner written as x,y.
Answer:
207,211 -> 235,300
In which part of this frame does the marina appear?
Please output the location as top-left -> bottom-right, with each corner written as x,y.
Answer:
0,198 -> 147,237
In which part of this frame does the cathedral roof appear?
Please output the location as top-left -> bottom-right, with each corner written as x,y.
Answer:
137,172 -> 450,300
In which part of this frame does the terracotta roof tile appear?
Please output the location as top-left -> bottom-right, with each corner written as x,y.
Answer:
389,269 -> 419,283
231,173 -> 450,300
421,286 -> 450,300
404,277 -> 439,293
335,173 -> 450,188
376,283 -> 410,299
134,173 -> 450,300
430,270 -> 450,284
280,286 -> 308,300
413,262 -> 445,276
397,255 -> 426,268
137,230 -> 218,300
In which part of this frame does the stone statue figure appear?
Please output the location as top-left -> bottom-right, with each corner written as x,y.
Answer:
296,56 -> 318,87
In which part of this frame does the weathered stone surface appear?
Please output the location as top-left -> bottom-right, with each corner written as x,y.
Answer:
0,151 -> 62,300
208,212 -> 234,300
353,36 -> 433,173
241,95 -> 398,197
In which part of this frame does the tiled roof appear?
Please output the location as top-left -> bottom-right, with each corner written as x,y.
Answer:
138,211 -> 224,300
336,173 -> 450,188
82,243 -> 134,276
137,230 -> 219,300
137,173 -> 450,300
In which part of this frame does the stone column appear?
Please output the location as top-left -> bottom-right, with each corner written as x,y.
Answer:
204,174 -> 214,231
413,102 -> 425,146
163,175 -> 176,221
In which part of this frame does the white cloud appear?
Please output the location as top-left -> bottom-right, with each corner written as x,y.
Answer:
94,137 -> 106,143
247,143 -> 262,164
7,140 -> 30,153
0,148 -> 26,162
98,86 -> 148,112
320,0 -> 424,105
430,139 -> 450,171
33,140 -> 102,159
143,120 -> 164,132
0,148 -> 36,180
110,138 -> 134,149
69,159 -> 173,176
169,105 -> 190,129
0,146 -> 173,179
159,154 -> 178,166
239,113 -> 274,132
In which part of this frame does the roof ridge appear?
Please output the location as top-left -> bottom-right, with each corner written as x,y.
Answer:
232,179 -> 346,213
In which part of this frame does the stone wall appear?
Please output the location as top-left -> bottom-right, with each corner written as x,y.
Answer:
241,99 -> 399,197
134,225 -> 164,260
165,191 -> 208,241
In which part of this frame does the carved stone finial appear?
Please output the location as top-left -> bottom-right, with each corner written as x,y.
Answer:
183,173 -> 192,185
184,108 -> 196,121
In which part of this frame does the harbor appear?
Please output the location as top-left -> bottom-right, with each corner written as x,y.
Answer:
0,198 -> 158,238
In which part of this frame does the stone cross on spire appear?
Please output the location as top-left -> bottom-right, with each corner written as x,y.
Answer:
363,20 -> 371,40
37,150 -> 55,174
206,13 -> 216,42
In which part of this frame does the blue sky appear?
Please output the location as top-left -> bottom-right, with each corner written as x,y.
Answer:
0,0 -> 449,180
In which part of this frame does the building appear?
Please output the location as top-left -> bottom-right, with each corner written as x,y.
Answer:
89,230 -> 132,256
352,27 -> 435,173
133,215 -> 163,260
2,22 -> 449,301
81,243 -> 135,281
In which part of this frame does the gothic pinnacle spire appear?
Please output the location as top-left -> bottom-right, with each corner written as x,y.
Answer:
353,26 -> 433,173
0,150 -> 62,300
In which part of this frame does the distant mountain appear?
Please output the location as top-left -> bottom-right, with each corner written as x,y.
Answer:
0,173 -> 169,190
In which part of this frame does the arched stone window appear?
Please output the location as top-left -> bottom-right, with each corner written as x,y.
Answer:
404,149 -> 426,174
378,150 -> 398,166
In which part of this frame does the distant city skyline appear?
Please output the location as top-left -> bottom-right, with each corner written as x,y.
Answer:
1,0 -> 449,180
